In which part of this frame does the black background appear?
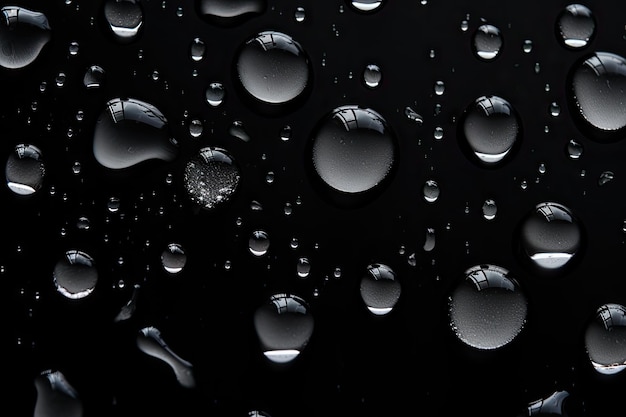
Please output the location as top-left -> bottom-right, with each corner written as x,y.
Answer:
4,0 -> 626,416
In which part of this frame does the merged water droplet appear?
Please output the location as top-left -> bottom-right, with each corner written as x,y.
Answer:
309,105 -> 396,200
136,326 -> 196,388
93,98 -> 178,170
460,95 -> 520,166
33,370 -> 83,417
0,6 -> 51,69
53,250 -> 98,300
349,0 -> 383,12
569,52 -> 626,140
5,144 -> 45,195
183,147 -> 241,210
196,0 -> 266,25
448,264 -> 528,350
359,263 -> 401,316
556,4 -> 595,49
584,303 -> 626,375
253,293 -> 314,364
103,0 -> 143,43
519,202 -> 582,271
249,230 -> 270,256
472,24 -> 503,61
161,243 -> 187,274
235,31 -> 311,109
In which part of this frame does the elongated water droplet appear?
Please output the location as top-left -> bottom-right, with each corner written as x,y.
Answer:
249,230 -> 270,256
360,263 -> 401,316
5,144 -> 45,195
34,370 -> 82,417
189,37 -> 205,62
556,4 -> 595,49
423,228 -> 436,251
404,106 -> 423,124
53,250 -> 98,300
161,243 -> 186,274
93,98 -> 178,169
422,179 -> 440,203
584,303 -> 626,375
253,293 -> 314,364
472,24 -> 503,60
449,264 -> 528,350
0,6 -> 51,69
294,6 -> 305,22
103,0 -> 143,43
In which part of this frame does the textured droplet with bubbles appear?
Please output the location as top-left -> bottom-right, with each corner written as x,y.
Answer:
33,370 -> 83,417
519,202 -> 582,271
0,6 -> 51,69
309,105 -> 396,204
235,31 -> 310,109
359,263 -> 401,316
460,95 -> 520,166
253,293 -> 314,364
249,230 -> 270,256
53,250 -> 98,300
556,4 -> 595,49
448,264 -> 528,350
349,0 -> 383,12
196,0 -> 265,25
5,144 -> 45,195
161,243 -> 187,274
569,52 -> 626,141
183,147 -> 241,210
93,98 -> 178,170
83,65 -> 105,89
103,0 -> 143,43
584,303 -> 626,375
472,24 -> 503,60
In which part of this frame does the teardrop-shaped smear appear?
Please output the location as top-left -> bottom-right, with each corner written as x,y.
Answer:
0,6 -> 51,69
5,143 -> 45,195
93,97 -> 178,170
34,370 -> 83,417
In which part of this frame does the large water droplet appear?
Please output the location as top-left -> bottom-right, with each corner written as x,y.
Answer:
183,147 -> 241,210
34,370 -> 83,417
556,4 -> 595,49
5,144 -> 45,195
0,6 -> 51,69
569,52 -> 626,140
584,303 -> 626,375
53,250 -> 98,300
472,24 -> 503,61
93,98 -> 178,170
103,0 -> 143,43
349,0 -> 383,12
460,95 -> 520,166
196,0 -> 265,25
235,31 -> 310,107
309,105 -> 396,202
136,326 -> 196,388
253,293 -> 314,364
161,243 -> 187,274
519,202 -> 582,271
359,263 -> 401,316
448,264 -> 528,350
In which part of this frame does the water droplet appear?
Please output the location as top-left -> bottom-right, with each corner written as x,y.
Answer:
107,196 -> 120,213
197,0 -> 265,25
460,19 -> 469,32
528,390 -> 570,416
280,125 -> 292,141
363,64 -> 382,88
598,170 -> 614,186
522,39 -> 533,53
176,6 -> 184,17
83,65 -> 105,89
297,257 -> 311,278
349,0 -> 383,12
404,106 -> 423,124
460,95 -> 520,166
310,105 -> 396,197
161,243 -> 187,274
205,82 -> 225,107
103,0 -> 143,43
93,98 -> 178,169
68,41 -> 79,56
188,118 -> 203,138
253,293 -> 314,364
556,4 -> 595,49
248,411 -> 272,417
584,303 -> 626,375
359,263 -> 400,316
434,126 -> 444,140
434,80 -> 445,96
423,228 -> 436,251
569,52 -> 626,139
294,6 -> 305,22
472,24 -> 503,60
53,250 -> 98,300
448,264 -> 528,350
5,144 -> 45,195
0,6 -> 51,69
482,199 -> 497,220
137,326 -> 196,388
566,139 -> 583,159
229,120 -> 250,142
550,102 -> 561,117
183,147 -> 241,210
519,202 -> 582,271
249,230 -> 270,256
422,179 -> 440,203
33,370 -> 82,417
236,31 -> 311,107
189,37 -> 205,62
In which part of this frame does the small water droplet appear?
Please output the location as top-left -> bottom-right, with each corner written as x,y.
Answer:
522,39 -> 533,53
5,144 -> 45,195
363,64 -> 382,88
359,263 -> 401,316
584,303 -> 626,375
598,170 -> 614,186
556,4 -> 595,49
68,41 -> 79,56
434,126 -> 444,140
205,82 -> 225,107
422,179 -> 440,203
423,228 -> 436,251
567,139 -> 584,159
188,118 -> 203,138
460,19 -> 469,32
55,72 -> 66,88
294,6 -> 305,22
229,120 -> 250,142
161,243 -> 187,274
296,257 -> 310,278
53,250 -> 98,299
434,80 -> 445,96
550,102 -> 561,117
404,106 -> 424,125
482,199 -> 497,220
472,24 -> 503,60
249,230 -> 270,256
189,37 -> 206,62
83,65 -> 105,89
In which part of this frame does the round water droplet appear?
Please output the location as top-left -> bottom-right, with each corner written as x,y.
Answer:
0,6 -> 51,69
569,52 -> 626,140
188,118 -> 203,138
235,31 -> 311,108
349,0 -> 383,12
205,82 -> 225,107
5,144 -> 45,195
103,0 -> 143,43
183,147 -> 241,210
83,65 -> 105,89
519,202 -> 582,271
294,7 -> 305,22
584,303 -> 626,375
161,243 -> 187,274
482,199 -> 497,220
556,4 -> 595,49
296,257 -> 311,278
249,230 -> 270,256
422,179 -> 440,203
93,98 -> 178,170
253,293 -> 314,364
359,263 -> 401,316
449,264 -> 528,350
53,250 -> 98,300
363,64 -> 382,88
460,95 -> 520,166
472,24 -> 503,60
309,105 -> 396,203
189,37 -> 205,62
196,0 -> 265,25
